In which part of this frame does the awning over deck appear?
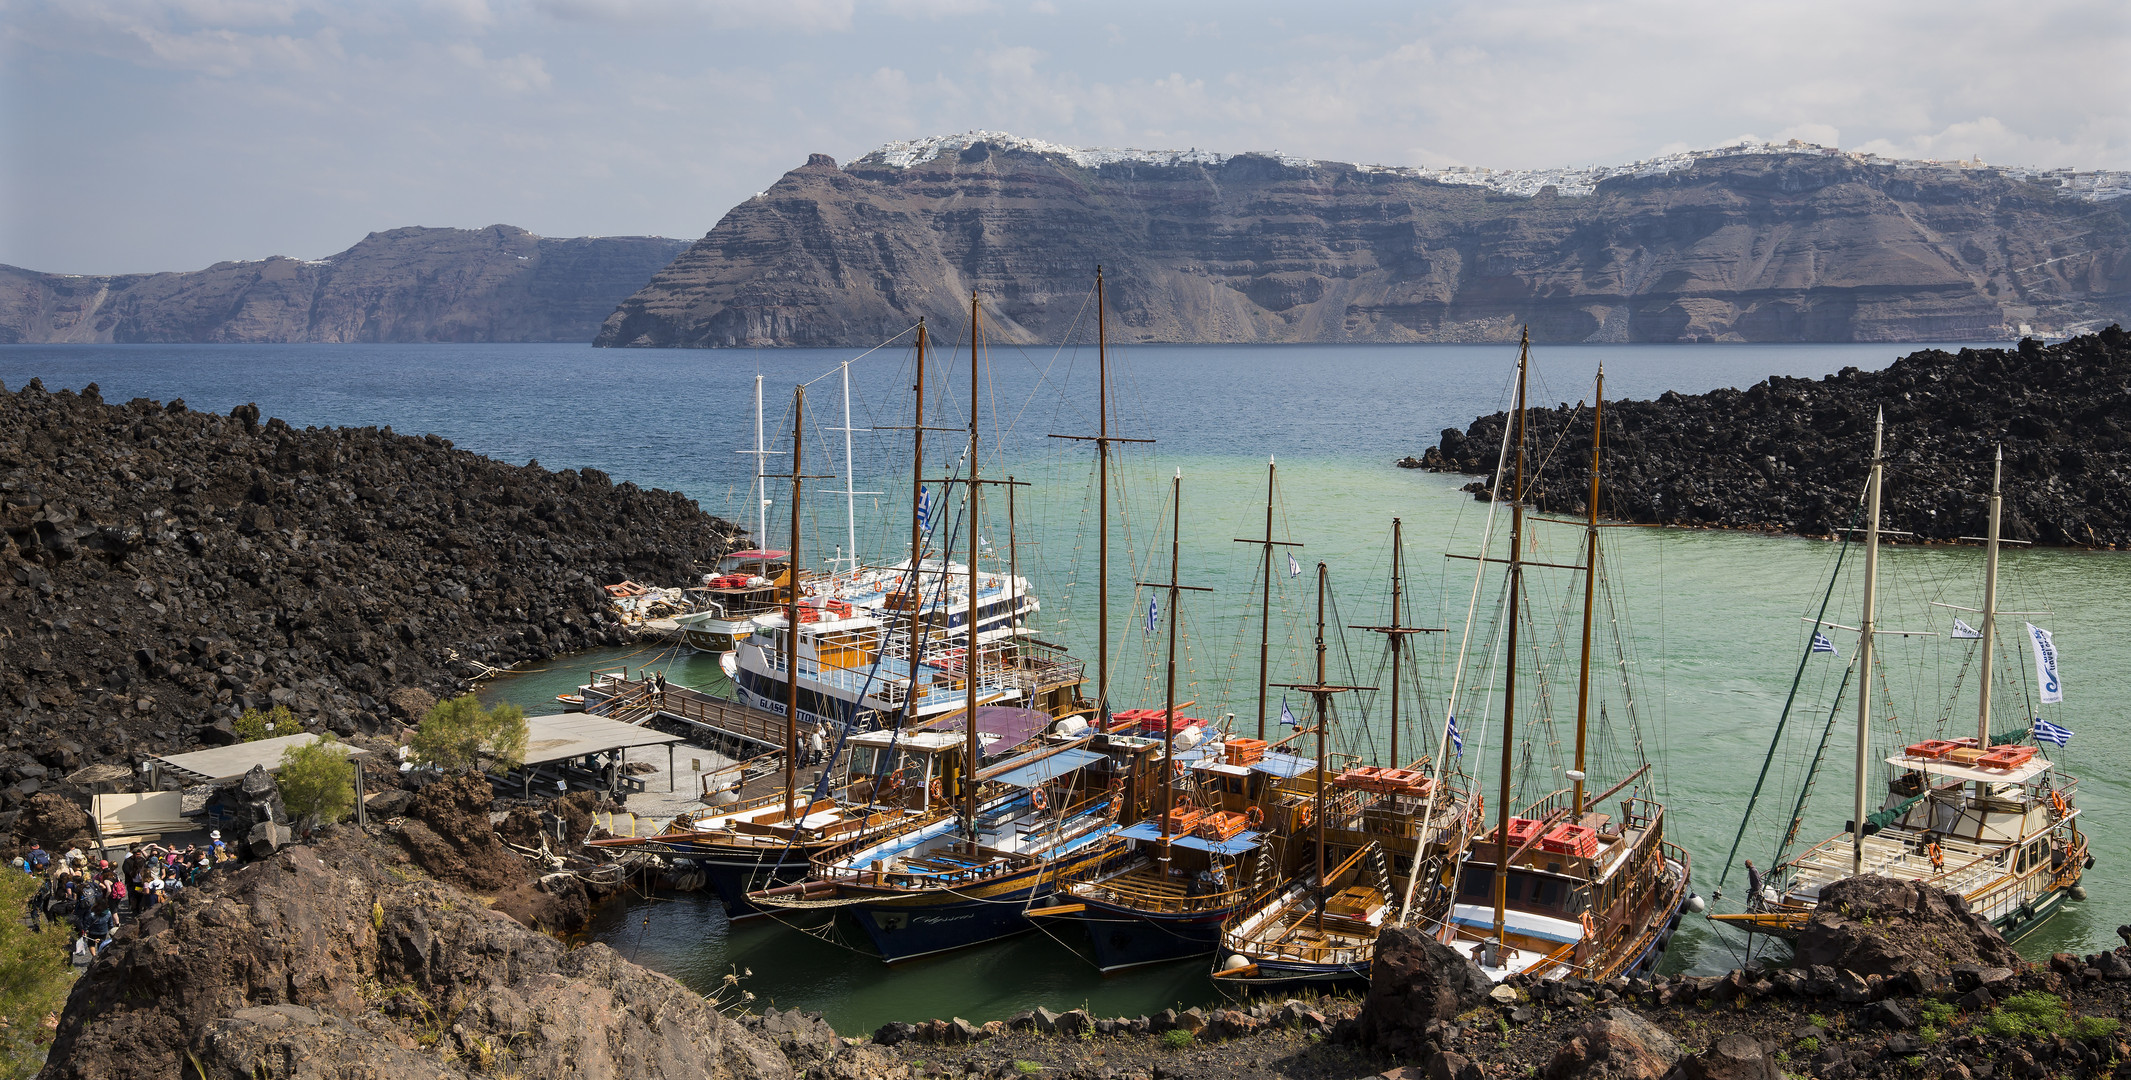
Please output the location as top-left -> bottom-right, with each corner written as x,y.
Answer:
1249,752 -> 1319,778
1885,753 -> 2053,786
152,734 -> 372,785
1116,820 -> 1264,855
986,748 -> 1105,789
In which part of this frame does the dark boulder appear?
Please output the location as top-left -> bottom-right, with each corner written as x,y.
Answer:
1542,1010 -> 1681,1080
1674,1035 -> 1783,1080
1358,924 -> 1494,1057
1797,876 -> 2024,982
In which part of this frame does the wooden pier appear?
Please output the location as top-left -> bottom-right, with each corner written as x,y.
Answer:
579,667 -> 814,757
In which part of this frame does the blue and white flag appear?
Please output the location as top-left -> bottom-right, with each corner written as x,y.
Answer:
1447,714 -> 1464,757
1145,595 -> 1159,635
2026,622 -> 2063,704
916,486 -> 932,531
1279,698 -> 1298,728
2032,718 -> 2074,747
1810,632 -> 1838,655
1288,553 -> 1302,579
1952,618 -> 1982,640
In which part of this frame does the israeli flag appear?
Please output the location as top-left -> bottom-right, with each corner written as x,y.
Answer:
1952,618 -> 1982,639
916,486 -> 932,531
1810,632 -> 1838,655
2032,718 -> 2074,747
1447,714 -> 1463,757
1279,698 -> 1298,728
2026,623 -> 2062,704
1145,595 -> 1159,635
1287,553 -> 1302,578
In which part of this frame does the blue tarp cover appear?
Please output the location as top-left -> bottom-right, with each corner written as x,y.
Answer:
986,747 -> 1106,789
1115,820 -> 1264,855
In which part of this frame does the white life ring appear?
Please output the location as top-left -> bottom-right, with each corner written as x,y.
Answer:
1031,787 -> 1049,811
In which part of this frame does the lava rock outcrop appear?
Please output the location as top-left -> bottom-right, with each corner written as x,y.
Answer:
0,379 -> 740,803
1413,326 -> 2131,546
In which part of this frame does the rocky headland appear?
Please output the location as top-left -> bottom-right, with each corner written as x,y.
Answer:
597,133 -> 2130,348
0,377 -> 740,814
1407,326 -> 2131,547
41,802 -> 2131,1080
0,226 -> 689,344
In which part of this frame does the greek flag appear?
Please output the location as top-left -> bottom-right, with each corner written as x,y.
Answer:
2026,623 -> 2062,704
1145,595 -> 1159,634
1810,632 -> 1838,655
1279,698 -> 1298,728
2032,719 -> 2074,747
916,486 -> 932,531
1447,714 -> 1463,757
1287,553 -> 1302,578
1952,618 -> 1981,640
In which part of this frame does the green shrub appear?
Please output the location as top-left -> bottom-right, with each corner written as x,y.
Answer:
409,695 -> 528,773
1013,1062 -> 1042,1075
1794,1036 -> 1820,1055
1920,999 -> 1956,1027
2070,1015 -> 2121,1040
277,734 -> 357,826
234,704 -> 297,742
0,871 -> 75,1080
1983,991 -> 2068,1039
1161,1028 -> 1194,1049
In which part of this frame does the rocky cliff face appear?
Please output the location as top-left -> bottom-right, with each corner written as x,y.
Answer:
0,226 -> 688,344
596,138 -> 2129,347
1412,326 -> 2131,547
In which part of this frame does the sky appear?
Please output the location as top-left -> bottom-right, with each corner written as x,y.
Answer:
3,0 -> 2127,275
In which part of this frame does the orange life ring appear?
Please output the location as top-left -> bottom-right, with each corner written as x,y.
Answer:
1579,910 -> 1595,938
1295,804 -> 1312,828
882,770 -> 904,791
1245,806 -> 1264,828
2051,791 -> 2070,819
1031,787 -> 1049,811
929,779 -> 944,801
1926,842 -> 1944,871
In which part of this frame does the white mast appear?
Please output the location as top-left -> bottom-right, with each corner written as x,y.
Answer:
735,375 -> 785,556
830,360 -> 879,575
1852,409 -> 1885,877
1977,446 -> 2002,748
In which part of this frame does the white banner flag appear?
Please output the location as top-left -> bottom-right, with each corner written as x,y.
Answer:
2026,623 -> 2063,704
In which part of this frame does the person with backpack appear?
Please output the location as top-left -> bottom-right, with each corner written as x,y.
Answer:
81,900 -> 116,956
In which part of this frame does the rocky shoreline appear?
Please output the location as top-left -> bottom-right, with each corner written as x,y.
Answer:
1403,326 -> 2131,548
37,805 -> 2131,1080
0,378 -> 740,818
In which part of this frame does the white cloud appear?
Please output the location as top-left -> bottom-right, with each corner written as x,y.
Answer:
3,0 -> 2126,274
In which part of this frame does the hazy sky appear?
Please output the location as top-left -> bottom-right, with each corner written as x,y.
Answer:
4,0 -> 2127,274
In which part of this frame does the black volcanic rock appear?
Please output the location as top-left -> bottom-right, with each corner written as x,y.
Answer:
0,379 -> 742,785
597,142 -> 2129,347
0,226 -> 689,344
1415,326 -> 2131,547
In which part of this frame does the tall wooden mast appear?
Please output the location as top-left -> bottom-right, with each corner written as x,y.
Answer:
782,385 -> 809,824
1136,472 -> 1210,872
1356,519 -> 1443,768
1492,329 -> 1531,949
1976,445 -> 2002,749
1279,563 -> 1369,932
1236,458 -> 1301,740
1049,268 -> 1152,717
1571,367 -> 1604,818
965,291 -> 984,856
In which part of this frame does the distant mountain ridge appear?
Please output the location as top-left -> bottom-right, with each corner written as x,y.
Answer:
0,225 -> 689,344
596,133 -> 2131,347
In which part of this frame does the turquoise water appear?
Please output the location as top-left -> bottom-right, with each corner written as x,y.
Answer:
7,338 -> 2122,1033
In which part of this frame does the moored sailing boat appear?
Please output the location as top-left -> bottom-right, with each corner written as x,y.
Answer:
1711,438 -> 2089,942
1439,341 -> 1690,983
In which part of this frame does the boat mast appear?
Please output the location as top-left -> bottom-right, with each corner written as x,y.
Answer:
833,360 -> 877,575
966,291 -> 984,856
1976,446 -> 2002,748
1354,519 -> 1441,769
905,322 -> 929,672
1048,268 -> 1152,717
1236,458 -> 1300,740
783,385 -> 808,824
756,375 -> 769,556
1493,329 -> 1531,949
1096,270 -> 1111,713
1851,409 -> 1886,877
1571,368 -> 1604,818
1312,562 -> 1330,932
1148,471 -> 1209,873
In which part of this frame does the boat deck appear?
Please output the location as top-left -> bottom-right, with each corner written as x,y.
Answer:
1783,828 -> 2005,903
